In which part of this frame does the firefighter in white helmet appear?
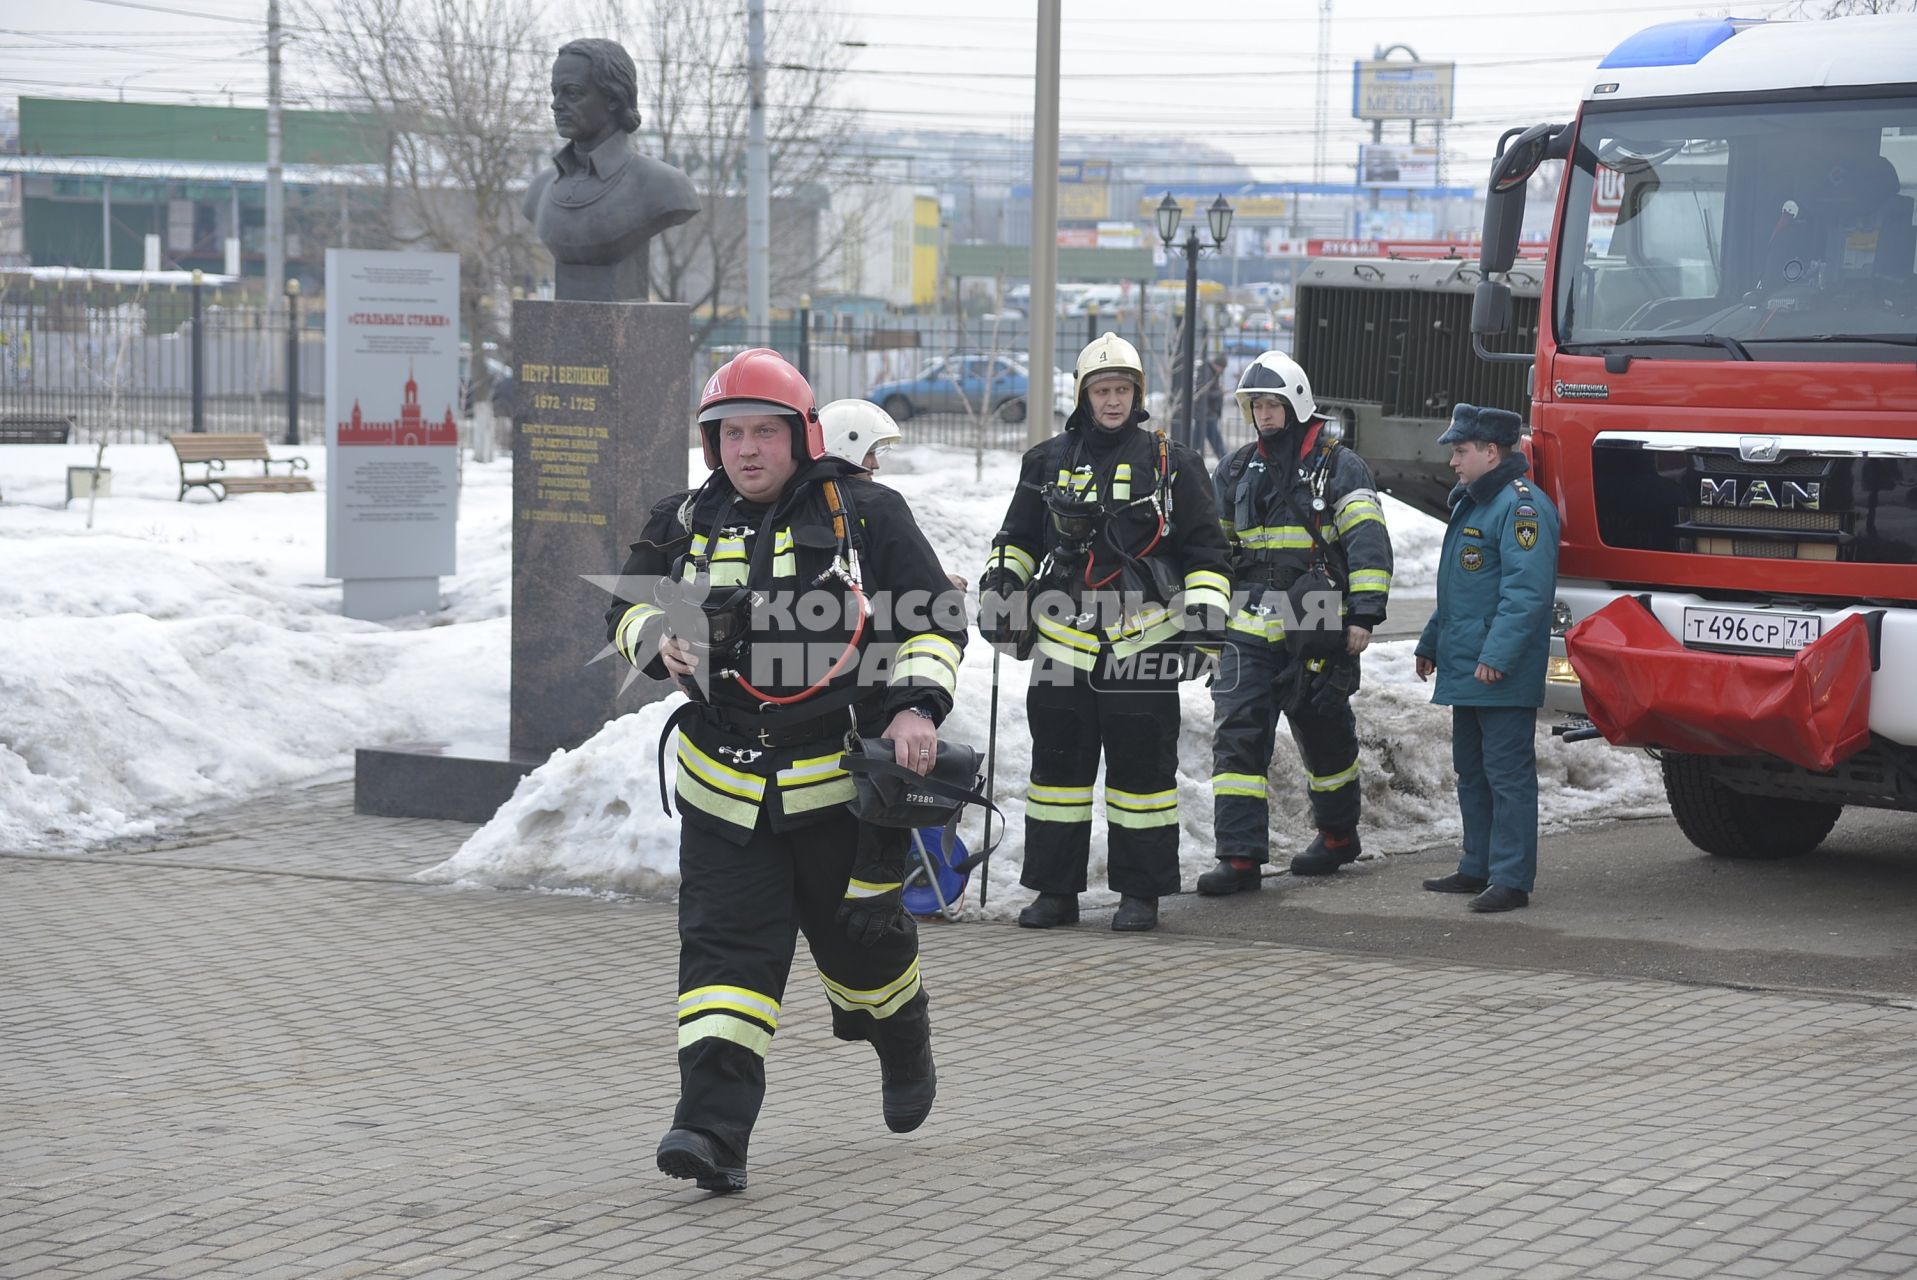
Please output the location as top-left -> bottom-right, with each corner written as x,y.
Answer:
977,333 -> 1233,933
821,398 -> 904,473
1198,350 -> 1395,896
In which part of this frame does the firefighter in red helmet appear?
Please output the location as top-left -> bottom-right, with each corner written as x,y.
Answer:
605,348 -> 967,1193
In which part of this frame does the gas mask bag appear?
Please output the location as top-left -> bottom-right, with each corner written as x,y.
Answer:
841,737 -> 997,831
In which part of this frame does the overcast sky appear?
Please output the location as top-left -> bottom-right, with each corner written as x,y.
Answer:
0,0 -> 1791,184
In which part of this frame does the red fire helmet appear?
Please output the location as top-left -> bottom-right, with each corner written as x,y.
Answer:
696,348 -> 822,468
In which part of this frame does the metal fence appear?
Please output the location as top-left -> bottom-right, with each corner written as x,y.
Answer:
692,309 -> 1292,458
0,282 -> 1297,457
0,283 -> 323,444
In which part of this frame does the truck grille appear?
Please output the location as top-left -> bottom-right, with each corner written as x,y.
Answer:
1593,442 -> 1917,567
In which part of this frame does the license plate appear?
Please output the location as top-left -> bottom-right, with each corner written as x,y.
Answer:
1681,607 -> 1823,653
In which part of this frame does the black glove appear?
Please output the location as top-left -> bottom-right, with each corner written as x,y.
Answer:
977,587 -> 1022,647
836,869 -> 908,947
1182,600 -> 1229,646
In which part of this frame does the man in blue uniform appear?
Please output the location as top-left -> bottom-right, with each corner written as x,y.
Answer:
1414,404 -> 1560,913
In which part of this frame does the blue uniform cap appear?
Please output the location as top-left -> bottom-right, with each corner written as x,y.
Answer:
1437,403 -> 1523,447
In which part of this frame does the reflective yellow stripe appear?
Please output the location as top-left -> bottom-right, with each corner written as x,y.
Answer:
1239,526 -> 1313,550
776,752 -> 847,786
1220,518 -> 1237,539
845,878 -> 901,898
781,776 -> 856,814
819,957 -> 922,1018
1107,786 -> 1176,812
676,738 -> 767,801
707,562 -> 748,587
1227,610 -> 1285,641
1027,782 -> 1094,823
678,984 -> 782,1029
1110,613 -> 1181,658
1036,637 -> 1097,669
1105,604 -> 1172,642
988,543 -> 1036,584
1308,762 -> 1360,792
1184,569 -> 1230,595
893,658 -> 958,696
1108,803 -> 1180,830
1334,499 -> 1385,535
676,770 -> 762,829
899,633 -> 962,667
679,1012 -> 773,1057
1348,569 -> 1392,593
615,603 -> 662,665
773,553 -> 796,578
1214,772 -> 1266,798
1112,462 -> 1133,501
1037,615 -> 1100,653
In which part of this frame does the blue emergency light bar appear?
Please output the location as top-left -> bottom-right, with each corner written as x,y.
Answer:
1598,19 -> 1746,69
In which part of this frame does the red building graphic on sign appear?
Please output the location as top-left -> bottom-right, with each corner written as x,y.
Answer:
337,366 -> 458,447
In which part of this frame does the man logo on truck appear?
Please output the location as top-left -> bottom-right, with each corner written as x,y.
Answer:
1698,479 -> 1822,510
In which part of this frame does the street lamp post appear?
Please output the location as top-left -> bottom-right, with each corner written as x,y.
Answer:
1155,192 -> 1234,448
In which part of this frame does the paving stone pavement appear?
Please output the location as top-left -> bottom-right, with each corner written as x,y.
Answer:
7,786 -> 1917,1279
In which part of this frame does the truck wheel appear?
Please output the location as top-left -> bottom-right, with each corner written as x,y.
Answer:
1660,753 -> 1841,859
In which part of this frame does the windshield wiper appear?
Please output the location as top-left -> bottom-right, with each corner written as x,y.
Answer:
1567,333 -> 1753,360
1743,333 -> 1917,348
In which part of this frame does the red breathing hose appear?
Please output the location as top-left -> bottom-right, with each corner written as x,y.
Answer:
732,579 -> 869,705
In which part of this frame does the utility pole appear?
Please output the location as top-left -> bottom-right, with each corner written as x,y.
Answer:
266,0 -> 285,315
746,0 -> 769,345
1027,0 -> 1061,448
1313,0 -> 1332,185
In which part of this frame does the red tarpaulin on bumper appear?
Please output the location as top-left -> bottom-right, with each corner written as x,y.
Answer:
1565,596 -> 1873,772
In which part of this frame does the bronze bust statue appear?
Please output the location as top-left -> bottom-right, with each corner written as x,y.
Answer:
523,38 -> 701,302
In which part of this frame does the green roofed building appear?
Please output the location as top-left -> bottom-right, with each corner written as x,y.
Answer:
3,97 -> 388,279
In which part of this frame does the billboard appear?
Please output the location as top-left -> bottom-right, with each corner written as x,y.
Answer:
324,248 -> 460,613
1359,144 -> 1441,188
1352,61 -> 1455,121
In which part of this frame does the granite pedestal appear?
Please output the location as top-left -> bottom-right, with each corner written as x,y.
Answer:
355,299 -> 691,821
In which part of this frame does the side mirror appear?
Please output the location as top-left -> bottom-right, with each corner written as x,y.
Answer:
1479,122 -> 1565,275
1470,279 -> 1512,338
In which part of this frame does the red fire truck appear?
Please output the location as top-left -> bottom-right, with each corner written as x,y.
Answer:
1467,14 -> 1917,858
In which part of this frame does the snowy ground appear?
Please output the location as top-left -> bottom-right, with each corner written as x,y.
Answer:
2,438 -> 1665,911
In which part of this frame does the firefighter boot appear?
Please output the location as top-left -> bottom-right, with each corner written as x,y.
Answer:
1197,857 -> 1262,896
1018,892 -> 1080,929
1289,828 -> 1361,877
1112,894 -> 1159,932
655,1128 -> 748,1194
874,1005 -> 937,1134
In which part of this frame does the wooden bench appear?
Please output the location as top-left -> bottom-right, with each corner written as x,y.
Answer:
167,433 -> 315,501
0,416 -> 73,502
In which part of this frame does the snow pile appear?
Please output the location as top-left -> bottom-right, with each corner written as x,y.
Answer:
427,443 -> 1665,915
0,442 -> 514,851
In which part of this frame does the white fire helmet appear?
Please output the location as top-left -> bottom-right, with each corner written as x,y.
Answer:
1235,350 -> 1318,426
1074,332 -> 1146,404
820,398 -> 904,467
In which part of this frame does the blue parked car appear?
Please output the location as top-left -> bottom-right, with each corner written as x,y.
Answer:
868,354 -> 1035,422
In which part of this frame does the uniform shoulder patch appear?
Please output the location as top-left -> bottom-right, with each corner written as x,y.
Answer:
1514,503 -> 1537,518
1460,545 -> 1485,572
1462,526 -> 1482,538
1514,518 -> 1539,551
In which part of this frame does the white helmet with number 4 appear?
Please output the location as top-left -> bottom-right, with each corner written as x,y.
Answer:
1234,350 -> 1317,426
1073,332 -> 1146,402
821,398 -> 904,467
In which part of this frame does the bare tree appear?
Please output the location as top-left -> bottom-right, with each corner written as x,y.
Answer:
1773,0 -> 1916,14
603,0 -> 874,341
294,0 -> 553,399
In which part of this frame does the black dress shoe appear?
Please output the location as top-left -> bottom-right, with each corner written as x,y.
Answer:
1423,872 -> 1490,894
1289,828 -> 1361,876
1197,858 -> 1263,896
1017,892 -> 1079,928
1112,894 -> 1158,932
1468,885 -> 1530,913
655,1128 -> 747,1193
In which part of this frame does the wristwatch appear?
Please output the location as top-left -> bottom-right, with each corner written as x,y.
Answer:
904,705 -> 936,721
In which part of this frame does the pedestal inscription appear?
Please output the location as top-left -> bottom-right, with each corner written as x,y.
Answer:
510,297 -> 690,755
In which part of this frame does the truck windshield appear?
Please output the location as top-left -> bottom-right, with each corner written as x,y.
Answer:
1557,95 -> 1917,360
